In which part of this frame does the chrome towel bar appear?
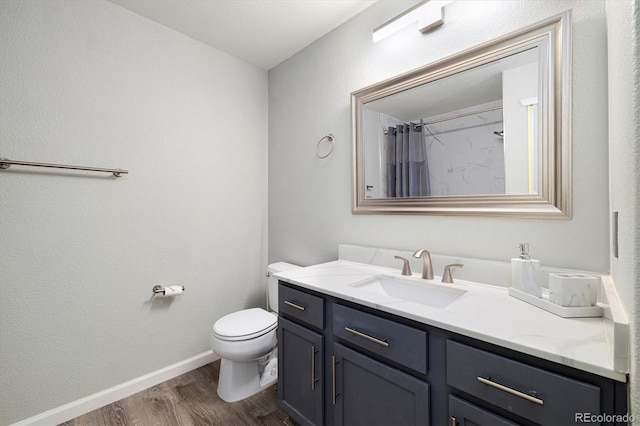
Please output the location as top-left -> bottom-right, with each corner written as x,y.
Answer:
0,157 -> 128,177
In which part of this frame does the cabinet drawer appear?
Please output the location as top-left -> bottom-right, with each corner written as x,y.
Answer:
333,304 -> 428,374
449,395 -> 518,426
446,340 -> 600,425
279,284 -> 324,329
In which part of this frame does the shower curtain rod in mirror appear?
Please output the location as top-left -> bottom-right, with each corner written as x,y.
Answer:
383,104 -> 504,135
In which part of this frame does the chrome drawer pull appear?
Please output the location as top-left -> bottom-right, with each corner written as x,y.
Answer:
284,300 -> 305,311
477,376 -> 544,405
345,327 -> 390,347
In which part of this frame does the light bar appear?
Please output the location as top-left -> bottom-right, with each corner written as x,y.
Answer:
373,0 -> 452,43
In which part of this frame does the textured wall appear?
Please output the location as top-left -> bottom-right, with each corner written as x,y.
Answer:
0,1 -> 268,423
269,0 -> 609,271
606,0 -> 640,415
268,0 -> 636,408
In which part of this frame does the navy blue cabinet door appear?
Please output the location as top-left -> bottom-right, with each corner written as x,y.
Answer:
449,395 -> 519,426
333,343 -> 430,426
278,317 -> 324,426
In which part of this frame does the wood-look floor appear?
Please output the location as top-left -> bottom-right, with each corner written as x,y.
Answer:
61,360 -> 295,426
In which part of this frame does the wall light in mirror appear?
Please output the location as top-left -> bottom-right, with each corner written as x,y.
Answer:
373,0 -> 452,43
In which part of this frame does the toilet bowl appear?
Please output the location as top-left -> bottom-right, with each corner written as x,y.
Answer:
210,262 -> 299,402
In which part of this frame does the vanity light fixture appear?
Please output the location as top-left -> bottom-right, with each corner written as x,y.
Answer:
373,0 -> 452,43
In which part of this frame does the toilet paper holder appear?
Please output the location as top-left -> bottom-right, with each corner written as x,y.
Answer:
153,285 -> 185,295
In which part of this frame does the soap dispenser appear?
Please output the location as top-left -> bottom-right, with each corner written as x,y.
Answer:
511,243 -> 541,298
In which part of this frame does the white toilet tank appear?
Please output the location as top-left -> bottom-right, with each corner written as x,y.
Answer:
267,262 -> 300,313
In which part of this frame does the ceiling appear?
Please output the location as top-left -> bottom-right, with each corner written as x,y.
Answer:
108,0 -> 377,70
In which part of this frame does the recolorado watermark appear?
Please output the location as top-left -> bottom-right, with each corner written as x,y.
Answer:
575,413 -> 636,423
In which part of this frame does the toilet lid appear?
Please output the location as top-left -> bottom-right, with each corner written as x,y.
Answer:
213,308 -> 277,341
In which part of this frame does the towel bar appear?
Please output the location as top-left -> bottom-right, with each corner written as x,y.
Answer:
0,157 -> 128,177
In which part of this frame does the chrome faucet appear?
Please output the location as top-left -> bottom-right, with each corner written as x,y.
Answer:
412,249 -> 434,280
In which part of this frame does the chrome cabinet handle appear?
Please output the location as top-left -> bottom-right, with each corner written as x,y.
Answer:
332,356 -> 338,405
477,376 -> 544,405
345,327 -> 390,347
450,416 -> 457,426
311,345 -> 319,390
284,300 -> 305,311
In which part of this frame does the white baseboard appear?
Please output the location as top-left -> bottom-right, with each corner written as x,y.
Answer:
12,351 -> 219,426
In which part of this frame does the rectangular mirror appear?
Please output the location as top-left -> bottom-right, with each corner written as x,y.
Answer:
352,12 -> 571,217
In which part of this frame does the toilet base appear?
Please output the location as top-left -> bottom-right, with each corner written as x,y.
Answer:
217,357 -> 278,403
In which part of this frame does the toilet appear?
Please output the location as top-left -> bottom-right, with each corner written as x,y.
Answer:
211,262 -> 299,402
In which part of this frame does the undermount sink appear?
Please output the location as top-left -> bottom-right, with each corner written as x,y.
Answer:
350,275 -> 467,308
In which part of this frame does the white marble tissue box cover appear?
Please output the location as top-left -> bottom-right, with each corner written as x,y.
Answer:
548,273 -> 598,307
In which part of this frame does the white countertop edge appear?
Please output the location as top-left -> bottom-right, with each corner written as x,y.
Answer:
274,260 -> 628,383
601,276 -> 630,373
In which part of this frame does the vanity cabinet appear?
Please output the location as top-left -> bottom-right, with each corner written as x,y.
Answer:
277,281 -> 627,426
446,340 -> 601,425
331,303 -> 430,425
332,343 -> 430,425
278,317 -> 324,425
277,285 -> 325,425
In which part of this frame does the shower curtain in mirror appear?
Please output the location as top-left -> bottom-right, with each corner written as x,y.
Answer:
386,121 -> 430,197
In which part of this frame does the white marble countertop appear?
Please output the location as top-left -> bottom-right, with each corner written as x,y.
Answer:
275,259 -> 627,382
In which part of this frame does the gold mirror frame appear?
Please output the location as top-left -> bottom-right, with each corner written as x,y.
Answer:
351,12 -> 571,218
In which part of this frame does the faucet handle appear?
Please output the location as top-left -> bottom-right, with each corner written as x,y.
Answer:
442,263 -> 464,283
394,256 -> 412,276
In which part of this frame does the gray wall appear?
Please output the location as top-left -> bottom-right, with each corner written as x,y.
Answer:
269,0 -> 610,273
606,0 -> 640,415
0,1 -> 268,423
